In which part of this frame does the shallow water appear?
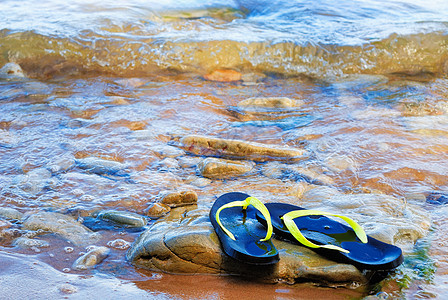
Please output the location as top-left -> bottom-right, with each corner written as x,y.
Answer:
1,0 -> 448,299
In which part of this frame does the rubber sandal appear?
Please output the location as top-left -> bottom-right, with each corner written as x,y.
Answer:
209,192 -> 279,265
256,202 -> 403,270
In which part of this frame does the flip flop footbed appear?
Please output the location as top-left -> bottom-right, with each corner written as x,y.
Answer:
209,192 -> 279,265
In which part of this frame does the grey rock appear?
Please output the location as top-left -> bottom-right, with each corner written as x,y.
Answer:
47,155 -> 76,174
0,129 -> 19,148
0,62 -> 26,79
22,211 -> 99,246
13,237 -> 50,250
73,246 -> 110,270
262,161 -> 334,186
98,210 -> 147,227
16,168 -> 53,195
0,207 -> 24,220
76,157 -> 128,176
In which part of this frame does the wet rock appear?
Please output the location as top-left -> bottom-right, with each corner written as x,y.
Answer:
126,207 -> 367,286
76,157 -> 128,176
16,168 -> 53,195
197,157 -> 255,179
185,175 -> 212,187
0,207 -> 24,220
0,219 -> 12,230
158,190 -> 198,207
98,210 -> 147,227
22,211 -> 99,246
151,144 -> 185,158
398,102 -> 443,117
237,97 -> 304,109
0,129 -> 19,148
73,246 -> 110,270
47,155 -> 76,174
107,238 -> 131,250
180,135 -> 307,162
60,118 -> 91,128
158,157 -> 180,169
58,284 -> 79,295
204,69 -> 242,82
241,73 -> 266,85
13,237 -> 50,250
324,155 -> 357,172
145,202 -> 171,219
0,62 -> 26,79
262,161 -> 334,186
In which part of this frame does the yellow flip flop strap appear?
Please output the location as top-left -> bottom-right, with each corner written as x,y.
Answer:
215,196 -> 273,242
281,210 -> 368,254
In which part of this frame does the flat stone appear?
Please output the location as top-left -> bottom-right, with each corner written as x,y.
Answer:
75,157 -> 128,176
204,69 -> 242,82
159,190 -> 198,208
180,135 -> 307,162
237,97 -> 304,109
73,246 -> 110,270
145,202 -> 171,219
0,207 -> 24,220
98,210 -> 147,227
126,207 -> 367,286
47,155 -> 76,174
197,157 -> 255,179
13,237 -> 50,250
22,211 -> 99,246
262,161 -> 334,186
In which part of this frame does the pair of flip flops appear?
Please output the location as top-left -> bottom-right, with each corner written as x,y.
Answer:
210,192 -> 403,270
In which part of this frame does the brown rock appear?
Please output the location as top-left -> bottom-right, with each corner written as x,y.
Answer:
197,157 -> 255,179
145,202 -> 171,219
159,190 -> 198,207
204,69 -> 242,82
237,97 -> 304,109
180,135 -> 307,162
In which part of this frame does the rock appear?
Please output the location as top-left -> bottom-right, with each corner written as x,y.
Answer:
98,210 -> 147,227
73,246 -> 110,270
16,168 -> 53,195
0,219 -> 12,230
203,69 -> 242,82
262,161 -> 334,186
126,207 -> 367,286
107,239 -> 131,250
58,284 -> 79,295
0,207 -> 24,220
145,203 -> 171,219
158,157 -> 180,169
324,155 -> 357,172
426,192 -> 448,205
180,135 -> 307,162
184,175 -> 212,188
46,155 -> 76,174
13,237 -> 50,250
158,190 -> 198,207
237,97 -> 304,109
22,211 -> 99,246
241,73 -> 266,85
76,157 -> 128,176
197,157 -> 255,179
0,129 -> 19,148
151,145 -> 185,158
0,62 -> 25,79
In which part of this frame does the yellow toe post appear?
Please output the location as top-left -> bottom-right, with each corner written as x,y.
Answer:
215,196 -> 273,242
281,209 -> 368,253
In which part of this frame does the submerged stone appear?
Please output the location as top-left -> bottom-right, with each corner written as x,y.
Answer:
16,168 -> 53,195
0,207 -> 24,220
158,190 -> 198,207
98,210 -> 147,228
46,155 -> 76,174
22,211 -> 99,246
126,207 -> 366,286
0,129 -> 19,148
0,62 -> 26,79
237,97 -> 304,109
180,135 -> 307,162
197,157 -> 255,179
13,237 -> 50,250
203,69 -> 242,82
73,246 -> 110,270
426,192 -> 448,205
262,161 -> 334,186
76,157 -> 128,176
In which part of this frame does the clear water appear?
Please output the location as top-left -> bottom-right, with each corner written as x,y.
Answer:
1,0 -> 448,298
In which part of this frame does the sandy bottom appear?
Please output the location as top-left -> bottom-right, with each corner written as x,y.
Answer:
0,248 -> 365,299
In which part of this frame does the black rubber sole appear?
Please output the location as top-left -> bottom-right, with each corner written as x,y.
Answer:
209,192 -> 279,265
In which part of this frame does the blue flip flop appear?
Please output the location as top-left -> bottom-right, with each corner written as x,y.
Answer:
257,202 -> 403,270
209,192 -> 279,265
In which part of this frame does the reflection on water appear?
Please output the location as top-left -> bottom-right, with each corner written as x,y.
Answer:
1,0 -> 448,298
